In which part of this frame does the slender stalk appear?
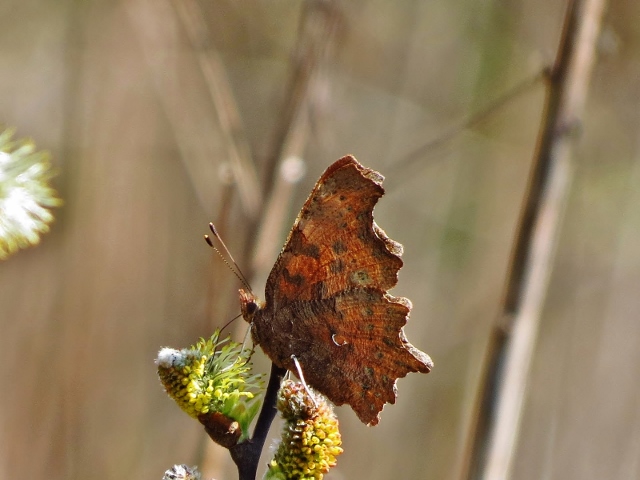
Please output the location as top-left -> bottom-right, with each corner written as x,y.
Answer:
395,70 -> 546,176
463,0 -> 608,478
228,364 -> 287,480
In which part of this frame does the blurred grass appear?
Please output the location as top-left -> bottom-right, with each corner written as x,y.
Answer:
0,1 -> 639,480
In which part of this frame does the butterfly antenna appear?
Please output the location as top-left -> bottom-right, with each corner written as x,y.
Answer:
204,223 -> 252,292
291,355 -> 317,407
219,313 -> 243,336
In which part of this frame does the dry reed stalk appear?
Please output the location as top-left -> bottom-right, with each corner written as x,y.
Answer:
463,0 -> 608,478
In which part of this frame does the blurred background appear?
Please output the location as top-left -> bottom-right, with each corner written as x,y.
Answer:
1,1 -> 638,479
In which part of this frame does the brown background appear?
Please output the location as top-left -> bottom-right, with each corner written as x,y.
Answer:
1,1 -> 638,479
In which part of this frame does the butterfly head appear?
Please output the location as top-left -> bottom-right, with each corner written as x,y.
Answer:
239,288 -> 263,323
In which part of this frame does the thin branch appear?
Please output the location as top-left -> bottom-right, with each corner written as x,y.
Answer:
395,69 -> 547,174
229,364 -> 286,480
463,0 -> 608,478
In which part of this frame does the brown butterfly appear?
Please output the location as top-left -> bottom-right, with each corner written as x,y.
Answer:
240,155 -> 432,425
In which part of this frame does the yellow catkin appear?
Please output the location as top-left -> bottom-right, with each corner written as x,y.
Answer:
269,380 -> 343,480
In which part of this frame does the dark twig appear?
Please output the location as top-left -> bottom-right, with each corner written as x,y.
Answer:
229,364 -> 287,480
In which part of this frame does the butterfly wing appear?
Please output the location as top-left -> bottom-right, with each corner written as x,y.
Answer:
265,155 -> 400,306
253,155 -> 432,425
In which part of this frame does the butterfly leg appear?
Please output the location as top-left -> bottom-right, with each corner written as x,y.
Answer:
291,355 -> 318,407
